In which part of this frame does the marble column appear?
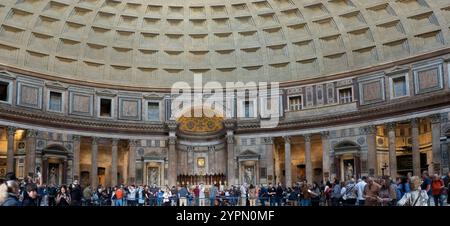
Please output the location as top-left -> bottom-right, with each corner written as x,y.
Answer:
168,136 -> 177,187
366,125 -> 377,176
72,135 -> 81,181
284,136 -> 292,187
431,114 -> 442,174
91,137 -> 98,188
411,118 -> 421,176
304,134 -> 313,183
111,139 -> 118,186
387,122 -> 397,178
226,131 -> 235,186
6,126 -> 16,173
26,129 -> 38,177
263,137 -> 274,184
128,139 -> 137,185
321,131 -> 330,182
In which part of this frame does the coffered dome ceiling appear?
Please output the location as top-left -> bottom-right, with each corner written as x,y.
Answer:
0,0 -> 449,88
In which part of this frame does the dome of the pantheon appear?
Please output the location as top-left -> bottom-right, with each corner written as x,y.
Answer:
0,0 -> 449,88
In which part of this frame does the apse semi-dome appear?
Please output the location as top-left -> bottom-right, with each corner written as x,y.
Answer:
0,0 -> 449,88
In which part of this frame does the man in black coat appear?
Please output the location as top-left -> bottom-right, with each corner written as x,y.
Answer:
70,180 -> 83,206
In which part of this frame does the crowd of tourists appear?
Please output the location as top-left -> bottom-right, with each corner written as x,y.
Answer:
1,171 -> 449,206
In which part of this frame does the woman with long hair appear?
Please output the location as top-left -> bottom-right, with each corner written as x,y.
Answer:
56,185 -> 71,206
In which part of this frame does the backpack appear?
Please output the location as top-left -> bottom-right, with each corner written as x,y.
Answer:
115,189 -> 123,199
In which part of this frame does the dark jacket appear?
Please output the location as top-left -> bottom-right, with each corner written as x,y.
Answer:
1,193 -> 21,206
70,185 -> 83,205
22,197 -> 38,206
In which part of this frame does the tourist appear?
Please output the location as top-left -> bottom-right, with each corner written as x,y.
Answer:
259,184 -> 268,206
163,187 -> 171,206
331,180 -> 342,206
83,185 -> 92,206
397,176 -> 429,206
0,172 -> 21,206
193,185 -> 200,206
248,184 -> 256,206
114,186 -> 123,206
178,185 -> 188,206
137,185 -> 145,206
210,184 -> 218,206
443,172 -> 450,205
341,179 -> 357,206
240,183 -> 247,206
127,185 -> 137,206
421,171 -> 432,205
364,177 -> 381,206
22,183 -> 38,206
310,182 -> 321,206
300,183 -> 312,206
431,174 -> 445,206
47,183 -> 57,207
274,183 -> 283,206
396,176 -> 410,201
199,183 -> 206,206
323,181 -> 332,206
70,180 -> 82,206
377,178 -> 392,206
56,185 -> 71,206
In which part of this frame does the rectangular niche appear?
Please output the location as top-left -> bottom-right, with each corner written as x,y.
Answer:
238,30 -> 259,46
118,97 -> 142,121
279,9 -> 303,23
118,15 -> 138,28
168,6 -> 184,18
42,1 -> 70,18
68,7 -> 94,23
263,27 -> 285,44
69,90 -> 94,116
267,44 -> 289,63
396,0 -> 430,12
366,3 -> 396,22
85,43 -> 107,61
17,80 -> 43,109
240,47 -> 263,66
292,40 -> 315,60
136,50 -> 158,66
0,25 -> 25,44
167,19 -> 184,32
348,28 -> 374,49
189,34 -> 208,50
313,18 -> 339,36
110,47 -> 132,65
140,32 -> 159,49
339,11 -> 367,29
232,3 -> 250,16
142,18 -> 161,31
382,39 -> 410,60
303,3 -> 329,19
190,6 -> 205,18
210,5 -> 228,18
61,22 -> 85,40
88,27 -> 111,44
56,38 -> 81,57
258,13 -> 279,27
211,18 -> 230,31
413,62 -> 443,94
5,8 -> 33,28
323,53 -> 348,72
145,5 -> 162,17
24,50 -> 49,71
295,58 -> 319,76
94,11 -> 115,27
213,33 -> 234,49
376,20 -> 405,42
80,61 -> 104,78
164,34 -> 184,49
28,32 -> 53,53
110,66 -> 132,82
213,50 -> 236,67
353,46 -> 378,67
123,3 -> 142,16
34,16 -> 60,35
114,30 -> 135,47
412,31 -> 444,52
357,74 -> 385,105
320,35 -> 344,53
234,16 -> 255,30
54,57 -> 77,75
287,23 -> 311,40
0,44 -> 19,64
